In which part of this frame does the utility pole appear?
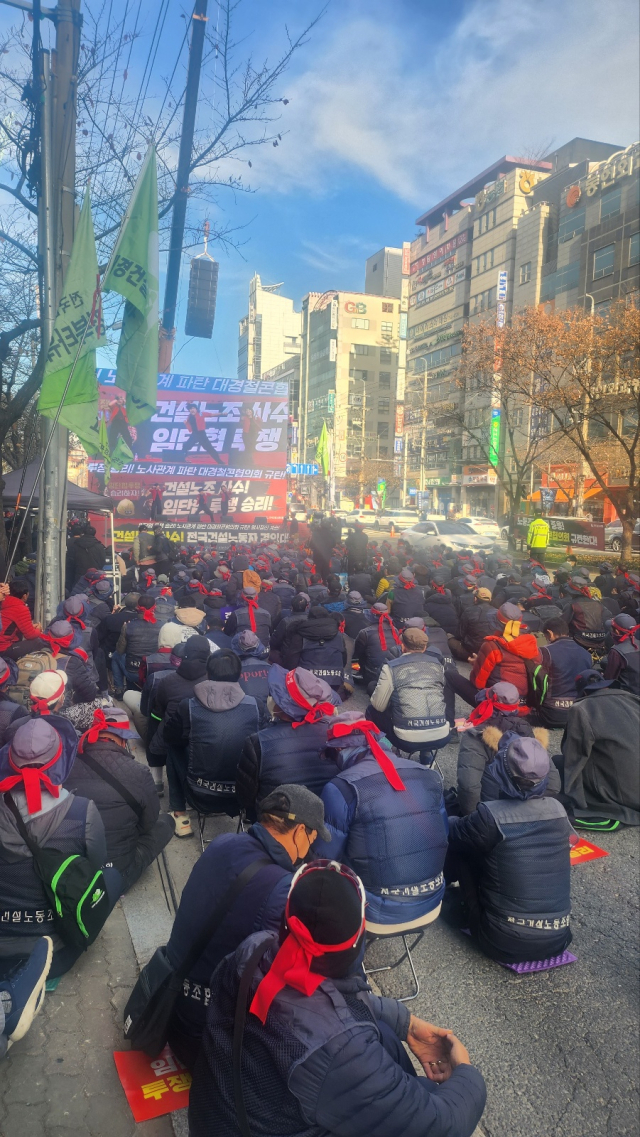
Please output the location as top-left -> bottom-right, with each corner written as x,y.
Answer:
159,0 -> 209,372
34,0 -> 82,623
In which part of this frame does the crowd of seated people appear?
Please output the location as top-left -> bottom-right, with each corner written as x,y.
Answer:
0,520 -> 637,1135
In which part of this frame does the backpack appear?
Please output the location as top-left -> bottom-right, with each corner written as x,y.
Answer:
6,651 -> 59,707
4,794 -> 112,951
522,647 -> 551,709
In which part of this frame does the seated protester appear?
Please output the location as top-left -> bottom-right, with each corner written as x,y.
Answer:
0,719 -> 121,980
348,567 -> 374,601
555,670 -> 640,829
237,667 -> 340,818
64,707 -> 173,892
315,714 -> 448,931
165,785 -> 327,1070
297,605 -> 346,694
602,614 -> 640,695
164,649 -> 259,835
141,620 -> 192,683
537,617 -> 593,727
200,585 -> 228,631
170,595 -> 208,636
82,580 -> 115,627
253,576 -> 282,627
389,567 -> 426,628
153,634 -> 212,724
322,575 -> 347,615
446,603 -> 542,708
272,577 -> 296,618
268,594 -> 309,667
0,581 -> 43,660
367,627 -> 454,754
231,630 -> 271,723
354,601 -> 402,693
68,566 -> 105,599
188,862 -> 487,1137
519,589 -> 563,637
594,561 -> 615,599
112,596 -> 160,697
450,587 -> 499,661
374,556 -> 400,599
342,591 -> 372,640
223,585 -> 271,648
560,580 -> 606,654
491,572 -> 529,608
306,573 -> 328,603
446,732 -> 572,965
423,576 -> 459,637
26,669 -> 113,737
0,657 -> 29,744
40,621 -> 100,705
451,574 -> 479,619
456,682 -> 538,815
62,596 -> 108,694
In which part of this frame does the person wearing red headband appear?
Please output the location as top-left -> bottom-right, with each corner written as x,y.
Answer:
0,719 -> 121,979
389,567 -> 427,628
558,580 -> 606,655
113,596 -> 163,696
314,712 -> 448,933
368,627 -> 454,754
224,585 -> 272,647
353,601 -> 403,693
237,666 -> 341,818
65,708 -> 173,892
40,621 -> 101,707
602,614 -> 640,694
189,859 -> 486,1137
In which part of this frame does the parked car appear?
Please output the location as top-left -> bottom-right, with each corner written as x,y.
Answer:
342,509 -> 379,528
374,509 -> 420,532
400,520 -> 496,555
463,516 -> 502,541
605,518 -> 640,552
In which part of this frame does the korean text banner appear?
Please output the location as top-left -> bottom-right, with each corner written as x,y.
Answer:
88,369 -> 288,527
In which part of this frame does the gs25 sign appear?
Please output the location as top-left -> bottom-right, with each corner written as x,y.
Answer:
344,301 -> 367,315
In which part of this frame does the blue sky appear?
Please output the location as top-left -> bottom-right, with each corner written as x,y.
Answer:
2,0 -> 639,378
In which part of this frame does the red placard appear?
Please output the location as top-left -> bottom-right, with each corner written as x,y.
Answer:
113,1045 -> 191,1122
570,839 -> 609,866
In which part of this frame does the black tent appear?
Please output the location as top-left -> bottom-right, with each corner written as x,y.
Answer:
1,460 -> 113,511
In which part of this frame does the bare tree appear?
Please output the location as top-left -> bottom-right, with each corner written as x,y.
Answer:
0,0 -> 321,539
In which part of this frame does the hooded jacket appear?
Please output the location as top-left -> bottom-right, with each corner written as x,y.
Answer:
459,601 -> 500,654
342,600 -> 373,640
164,681 -> 259,813
315,747 -> 448,927
471,631 -> 542,698
154,637 -> 211,721
423,590 -> 459,637
560,689 -> 639,825
65,737 -> 161,872
456,718 -> 555,815
298,610 -> 346,690
189,930 -> 486,1137
69,534 -> 107,582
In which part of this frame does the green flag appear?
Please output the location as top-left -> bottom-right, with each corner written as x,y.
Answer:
98,413 -> 133,486
316,421 -> 330,476
103,145 -> 159,425
38,188 -> 106,455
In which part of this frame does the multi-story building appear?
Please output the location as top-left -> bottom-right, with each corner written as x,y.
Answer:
365,246 -> 407,298
299,289 -> 404,499
237,274 -> 301,382
405,137 -> 633,517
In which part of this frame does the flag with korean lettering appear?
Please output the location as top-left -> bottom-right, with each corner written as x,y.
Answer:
316,421 -> 330,476
38,187 -> 106,454
103,144 -> 159,425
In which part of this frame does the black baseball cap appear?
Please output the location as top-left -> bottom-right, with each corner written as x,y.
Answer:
258,784 -> 330,842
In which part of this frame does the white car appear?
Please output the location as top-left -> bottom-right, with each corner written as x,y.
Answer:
342,509 -> 379,527
462,516 -> 502,541
374,509 -> 421,532
400,520 -> 497,554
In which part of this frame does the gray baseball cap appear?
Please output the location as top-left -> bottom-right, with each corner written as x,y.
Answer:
258,783 -> 330,842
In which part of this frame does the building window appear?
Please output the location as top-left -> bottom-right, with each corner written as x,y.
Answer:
377,422 -> 389,438
379,371 -> 391,388
558,207 -> 586,243
474,247 -> 495,275
378,397 -> 390,413
600,186 -> 622,221
381,321 -> 393,335
352,343 -> 372,355
470,286 -> 497,314
593,244 -> 615,280
349,368 -> 368,382
382,302 -> 394,313
378,446 -> 388,456
629,231 -> 640,267
351,317 -> 369,329
379,348 -> 393,363
474,207 -> 497,237
519,262 -> 531,285
371,263 -> 377,272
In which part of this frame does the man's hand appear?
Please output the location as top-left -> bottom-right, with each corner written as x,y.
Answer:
0,583 -> 8,599
33,621 -> 42,633
467,653 -> 477,664
407,1016 -> 471,1081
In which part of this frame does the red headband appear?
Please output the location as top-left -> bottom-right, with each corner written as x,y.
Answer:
431,582 -> 447,595
375,611 -> 401,651
40,630 -> 74,654
66,612 -> 86,630
244,595 -> 258,632
78,707 -> 132,752
399,576 -> 415,589
138,605 -> 156,623
0,738 -> 63,814
160,587 -> 173,596
30,674 -> 67,717
327,720 -> 405,791
285,670 -> 335,728
250,908 -> 364,1024
467,696 -> 528,728
613,622 -> 640,645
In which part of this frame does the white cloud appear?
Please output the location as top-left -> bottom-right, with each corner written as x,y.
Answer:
241,0 -> 639,208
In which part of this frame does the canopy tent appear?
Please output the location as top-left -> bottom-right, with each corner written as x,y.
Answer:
1,460 -> 113,511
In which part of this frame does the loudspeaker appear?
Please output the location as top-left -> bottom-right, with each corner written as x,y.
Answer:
185,255 -> 218,338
